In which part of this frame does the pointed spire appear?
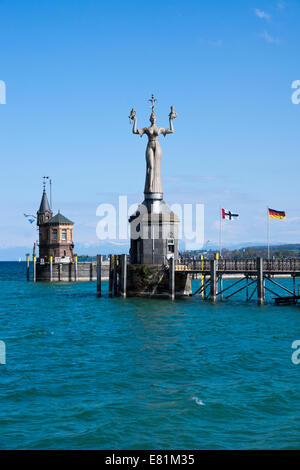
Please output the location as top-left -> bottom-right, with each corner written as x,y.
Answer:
38,189 -> 51,214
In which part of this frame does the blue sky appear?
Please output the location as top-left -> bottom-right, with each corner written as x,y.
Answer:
0,0 -> 300,259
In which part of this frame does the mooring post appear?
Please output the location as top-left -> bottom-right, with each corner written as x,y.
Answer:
219,274 -> 223,301
169,256 -> 175,300
293,275 -> 296,296
68,261 -> 72,282
74,255 -> 78,282
109,255 -> 113,297
49,255 -> 53,282
120,254 -> 127,298
26,254 -> 30,281
33,255 -> 36,283
257,257 -> 264,305
201,255 -> 204,298
210,259 -> 217,303
96,255 -> 102,298
214,253 -> 219,296
113,256 -> 118,297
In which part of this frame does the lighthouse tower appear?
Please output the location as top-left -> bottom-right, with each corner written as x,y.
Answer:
37,187 -> 74,261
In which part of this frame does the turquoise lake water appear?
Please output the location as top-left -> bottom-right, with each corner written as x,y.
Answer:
1,261 -> 300,450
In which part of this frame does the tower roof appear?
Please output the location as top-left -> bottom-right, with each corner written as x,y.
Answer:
38,189 -> 51,214
46,212 -> 74,225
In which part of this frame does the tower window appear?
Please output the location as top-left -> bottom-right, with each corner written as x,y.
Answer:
168,238 -> 175,253
53,229 -> 57,241
62,229 -> 67,241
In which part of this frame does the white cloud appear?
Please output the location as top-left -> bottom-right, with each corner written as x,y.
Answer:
277,1 -> 285,10
259,30 -> 281,44
254,8 -> 271,20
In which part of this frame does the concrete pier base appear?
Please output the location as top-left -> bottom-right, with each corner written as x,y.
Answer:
126,264 -> 192,298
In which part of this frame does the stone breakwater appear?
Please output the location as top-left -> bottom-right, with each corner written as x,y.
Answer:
36,261 -> 109,282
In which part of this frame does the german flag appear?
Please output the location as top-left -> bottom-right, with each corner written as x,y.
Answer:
268,208 -> 286,219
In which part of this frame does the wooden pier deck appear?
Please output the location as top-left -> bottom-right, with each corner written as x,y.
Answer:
175,258 -> 300,304
175,258 -> 300,275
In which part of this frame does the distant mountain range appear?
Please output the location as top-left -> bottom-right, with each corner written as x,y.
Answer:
1,242 -> 300,261
0,242 -> 130,261
190,243 -> 300,252
183,243 -> 300,259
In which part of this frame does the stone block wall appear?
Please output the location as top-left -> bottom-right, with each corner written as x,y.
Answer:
36,261 -> 109,282
126,264 -> 192,298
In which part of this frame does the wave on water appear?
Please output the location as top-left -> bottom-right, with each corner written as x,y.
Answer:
192,397 -> 205,406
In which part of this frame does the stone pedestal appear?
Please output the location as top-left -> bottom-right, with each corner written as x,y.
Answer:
129,195 -> 180,265
126,264 -> 192,298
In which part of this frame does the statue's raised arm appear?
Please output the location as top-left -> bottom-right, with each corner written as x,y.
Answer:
129,108 -> 147,137
159,106 -> 178,137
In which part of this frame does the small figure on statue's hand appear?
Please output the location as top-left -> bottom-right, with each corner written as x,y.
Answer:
129,108 -> 136,121
169,106 -> 178,121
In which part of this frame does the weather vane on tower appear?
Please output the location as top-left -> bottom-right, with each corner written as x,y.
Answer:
43,176 -> 49,191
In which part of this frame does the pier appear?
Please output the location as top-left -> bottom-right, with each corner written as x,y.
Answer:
27,257 -> 109,282
176,257 -> 300,305
98,255 -> 300,305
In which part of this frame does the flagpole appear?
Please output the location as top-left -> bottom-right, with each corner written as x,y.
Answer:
49,179 -> 52,210
219,206 -> 222,258
267,207 -> 270,259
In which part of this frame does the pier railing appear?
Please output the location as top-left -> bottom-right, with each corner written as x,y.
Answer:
176,258 -> 300,274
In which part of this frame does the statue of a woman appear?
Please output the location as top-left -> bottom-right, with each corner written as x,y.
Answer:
129,102 -> 177,197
